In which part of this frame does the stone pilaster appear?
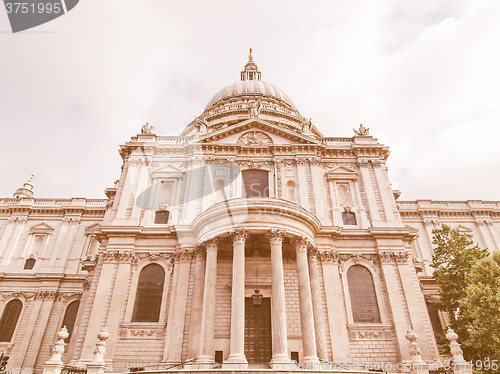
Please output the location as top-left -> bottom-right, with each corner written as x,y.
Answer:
226,229 -> 248,366
197,239 -> 218,366
267,229 -> 290,367
293,238 -> 319,364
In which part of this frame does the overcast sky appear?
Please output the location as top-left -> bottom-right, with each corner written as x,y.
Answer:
1,0 -> 499,201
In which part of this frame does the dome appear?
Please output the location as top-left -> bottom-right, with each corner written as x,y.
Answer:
204,80 -> 297,110
204,49 -> 297,110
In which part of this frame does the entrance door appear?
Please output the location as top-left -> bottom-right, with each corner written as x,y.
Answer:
245,297 -> 272,363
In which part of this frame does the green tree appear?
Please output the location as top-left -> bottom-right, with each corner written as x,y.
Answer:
431,224 -> 488,357
459,251 -> 500,364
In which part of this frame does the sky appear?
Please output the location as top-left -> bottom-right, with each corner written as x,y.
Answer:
0,0 -> 499,201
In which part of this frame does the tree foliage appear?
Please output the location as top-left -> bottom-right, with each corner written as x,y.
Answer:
431,224 -> 489,358
459,251 -> 500,362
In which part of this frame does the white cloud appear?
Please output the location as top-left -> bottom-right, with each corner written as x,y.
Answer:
0,0 -> 498,201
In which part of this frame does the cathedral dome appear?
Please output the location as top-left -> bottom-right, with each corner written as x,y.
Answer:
205,80 -> 296,110
204,49 -> 296,110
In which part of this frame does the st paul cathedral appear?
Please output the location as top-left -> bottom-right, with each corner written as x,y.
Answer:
0,52 -> 499,374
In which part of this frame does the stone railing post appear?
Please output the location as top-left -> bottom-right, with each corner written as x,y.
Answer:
446,328 -> 473,374
405,328 -> 429,374
43,327 -> 69,374
86,328 -> 110,374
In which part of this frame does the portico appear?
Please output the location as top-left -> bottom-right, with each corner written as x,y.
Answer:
193,223 -> 324,368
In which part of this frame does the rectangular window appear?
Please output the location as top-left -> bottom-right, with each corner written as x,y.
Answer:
243,170 -> 269,197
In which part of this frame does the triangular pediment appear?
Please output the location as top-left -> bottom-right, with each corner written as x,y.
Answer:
192,119 -> 322,146
30,223 -> 55,233
152,163 -> 185,178
326,166 -> 359,180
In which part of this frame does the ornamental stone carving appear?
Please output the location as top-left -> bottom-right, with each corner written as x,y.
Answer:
358,331 -> 383,339
318,251 -> 338,263
141,122 -> 154,134
8,216 -> 27,224
267,229 -> 285,243
324,162 -> 358,171
237,131 -> 273,145
231,228 -> 248,243
379,251 -> 409,264
234,160 -> 273,168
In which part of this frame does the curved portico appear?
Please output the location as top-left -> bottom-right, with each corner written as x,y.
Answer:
192,198 -> 322,368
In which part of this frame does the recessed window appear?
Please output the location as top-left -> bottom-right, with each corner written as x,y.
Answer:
61,300 -> 80,342
242,170 -> 269,197
0,299 -> 23,342
426,302 -> 443,335
154,210 -> 169,224
347,265 -> 381,323
132,264 -> 165,322
342,211 -> 357,225
23,258 -> 36,270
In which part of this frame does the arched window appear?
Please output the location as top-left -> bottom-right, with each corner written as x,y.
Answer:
243,170 -> 269,197
347,265 -> 381,323
286,181 -> 295,201
0,299 -> 23,342
132,264 -> 165,322
61,300 -> 80,342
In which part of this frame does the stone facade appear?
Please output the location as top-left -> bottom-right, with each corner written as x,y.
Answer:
0,54 -> 498,374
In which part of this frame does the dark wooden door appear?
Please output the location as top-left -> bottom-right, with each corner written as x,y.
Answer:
245,297 -> 272,363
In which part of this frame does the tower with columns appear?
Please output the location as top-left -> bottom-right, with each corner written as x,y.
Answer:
0,53 -> 499,374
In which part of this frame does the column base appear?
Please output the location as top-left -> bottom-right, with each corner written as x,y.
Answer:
224,354 -> 248,368
302,356 -> 320,365
270,354 -> 291,369
195,356 -> 216,370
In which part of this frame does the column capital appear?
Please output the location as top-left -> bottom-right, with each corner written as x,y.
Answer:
291,236 -> 309,253
205,238 -> 218,252
267,229 -> 285,243
230,228 -> 248,243
307,247 -> 319,260
194,246 -> 206,258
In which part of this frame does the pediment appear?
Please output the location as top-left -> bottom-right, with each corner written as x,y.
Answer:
192,119 -> 322,146
326,166 -> 359,180
30,223 -> 55,234
152,163 -> 185,178
84,223 -> 101,234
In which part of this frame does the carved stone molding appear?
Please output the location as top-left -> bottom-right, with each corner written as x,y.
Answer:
237,131 -> 273,145
475,218 -> 493,226
151,161 -> 187,170
324,162 -> 359,171
121,324 -> 163,340
348,324 -> 392,341
234,160 -> 273,169
101,250 -> 137,263
8,216 -> 27,224
62,216 -> 81,224
424,219 -> 441,227
0,290 -> 81,301
337,253 -> 378,264
379,251 -> 409,264
318,251 -> 338,263
57,292 -> 83,301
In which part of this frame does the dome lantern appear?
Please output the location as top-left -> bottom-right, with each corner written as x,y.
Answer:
240,48 -> 261,81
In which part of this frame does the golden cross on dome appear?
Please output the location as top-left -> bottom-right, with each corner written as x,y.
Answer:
248,48 -> 253,62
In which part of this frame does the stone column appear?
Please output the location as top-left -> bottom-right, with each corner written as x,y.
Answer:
226,229 -> 248,367
307,248 -> 328,361
187,247 -> 206,360
293,238 -> 319,364
267,229 -> 290,367
197,239 -> 218,366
